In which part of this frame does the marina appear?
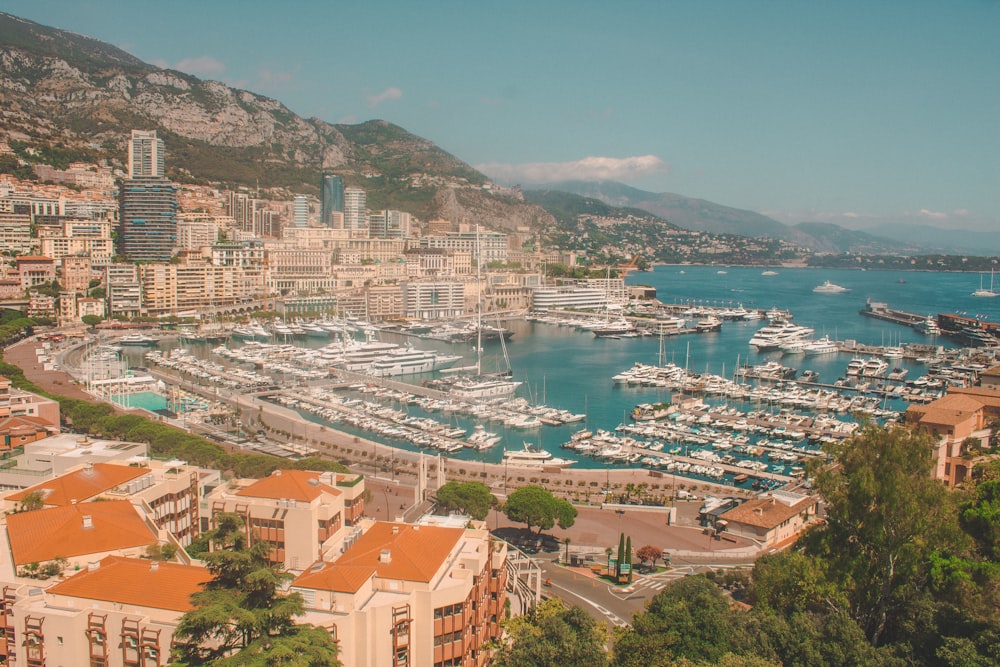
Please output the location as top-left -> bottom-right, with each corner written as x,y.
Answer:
71,266 -> 1000,494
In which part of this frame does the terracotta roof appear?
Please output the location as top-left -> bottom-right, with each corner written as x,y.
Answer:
0,415 -> 53,434
235,469 -> 341,503
950,386 -> 1000,408
293,522 -> 464,593
6,463 -> 149,507
913,394 -> 985,428
47,556 -> 209,612
720,495 -> 817,530
6,500 -> 157,565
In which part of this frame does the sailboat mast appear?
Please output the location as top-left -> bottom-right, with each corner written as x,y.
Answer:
476,225 -> 482,376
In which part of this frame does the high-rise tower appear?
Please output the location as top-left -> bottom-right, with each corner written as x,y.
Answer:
320,174 -> 344,227
128,130 -> 165,178
343,187 -> 367,230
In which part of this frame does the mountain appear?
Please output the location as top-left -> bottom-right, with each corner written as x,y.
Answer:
542,180 -> 925,254
0,12 -> 551,231
860,223 -> 1000,256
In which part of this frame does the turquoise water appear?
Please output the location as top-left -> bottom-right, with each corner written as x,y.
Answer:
145,266 -> 999,472
111,391 -> 169,411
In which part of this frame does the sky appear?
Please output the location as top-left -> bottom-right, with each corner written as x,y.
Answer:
4,1 -> 999,231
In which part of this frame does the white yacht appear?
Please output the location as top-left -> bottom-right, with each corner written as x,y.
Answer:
813,280 -> 850,294
803,335 -> 839,356
119,333 -> 159,346
915,315 -> 941,336
592,317 -> 638,338
502,443 -> 575,468
972,270 -> 998,298
748,322 -> 815,351
367,347 -> 462,377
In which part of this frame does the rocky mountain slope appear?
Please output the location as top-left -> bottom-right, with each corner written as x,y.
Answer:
0,11 -> 551,229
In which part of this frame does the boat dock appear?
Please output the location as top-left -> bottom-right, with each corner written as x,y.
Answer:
859,299 -> 928,328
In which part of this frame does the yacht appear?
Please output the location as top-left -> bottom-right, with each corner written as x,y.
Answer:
915,315 -> 941,336
813,281 -> 850,294
761,270 -> 779,276
592,317 -> 638,338
119,333 -> 159,346
502,443 -> 575,468
971,270 -> 998,298
803,335 -> 839,356
695,315 -> 723,332
748,321 -> 815,351
366,347 -> 462,377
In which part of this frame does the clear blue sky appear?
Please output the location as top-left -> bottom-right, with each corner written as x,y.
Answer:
4,1 -> 998,230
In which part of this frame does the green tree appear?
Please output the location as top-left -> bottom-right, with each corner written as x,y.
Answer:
612,575 -> 741,667
435,480 -> 495,520
803,423 -> 970,648
81,314 -> 102,327
502,485 -> 577,536
171,513 -> 340,666
16,490 -> 45,512
494,598 -> 608,667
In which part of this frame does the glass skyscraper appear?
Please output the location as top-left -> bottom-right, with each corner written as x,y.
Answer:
320,174 -> 344,227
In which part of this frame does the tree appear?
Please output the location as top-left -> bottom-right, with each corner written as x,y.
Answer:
503,485 -> 577,536
612,575 -> 741,667
16,490 -> 45,512
435,480 -> 495,520
494,598 -> 608,667
171,513 -> 340,666
81,314 -> 102,327
803,423 -> 971,648
636,545 -> 663,570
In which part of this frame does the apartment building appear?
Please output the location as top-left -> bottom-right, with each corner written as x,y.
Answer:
60,254 -> 94,293
293,518 -> 508,667
37,218 -> 114,266
906,385 -> 1000,486
106,264 -> 143,318
205,469 -> 366,572
0,210 -> 32,254
420,230 -> 508,265
16,256 -> 56,290
401,281 -> 465,320
0,556 -> 208,667
137,262 -> 267,317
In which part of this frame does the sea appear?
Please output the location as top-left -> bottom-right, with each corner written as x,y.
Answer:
142,266 -> 1000,477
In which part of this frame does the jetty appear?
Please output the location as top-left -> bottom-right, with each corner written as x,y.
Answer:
859,299 -> 927,328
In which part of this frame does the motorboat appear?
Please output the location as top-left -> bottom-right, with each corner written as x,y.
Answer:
366,347 -> 462,377
118,333 -> 159,346
502,443 -> 575,468
748,322 -> 815,351
803,335 -> 839,355
813,280 -> 850,294
915,315 -> 941,336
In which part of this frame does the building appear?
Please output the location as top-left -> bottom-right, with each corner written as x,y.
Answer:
117,178 -> 179,262
266,247 -> 336,295
530,284 -> 611,311
401,281 -> 466,320
369,209 -> 411,239
106,263 -> 143,318
128,129 -> 165,178
59,254 -> 94,293
0,556 -> 209,667
15,255 -> 56,290
293,195 -> 309,227
321,174 -> 344,227
717,490 -> 820,547
205,469 -> 366,571
293,518 -> 508,667
420,231 -> 509,265
344,187 -> 367,230
37,218 -> 114,266
905,386 -> 1000,487
0,210 -> 33,254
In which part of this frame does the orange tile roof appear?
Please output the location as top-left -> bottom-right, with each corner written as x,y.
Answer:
6,500 -> 157,565
236,469 -> 341,502
914,394 -> 985,428
47,556 -> 209,612
6,463 -> 149,507
294,522 -> 464,593
721,495 -> 817,530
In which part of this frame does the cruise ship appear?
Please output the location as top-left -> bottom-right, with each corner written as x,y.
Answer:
748,322 -> 815,351
366,347 -> 462,377
502,443 -> 575,468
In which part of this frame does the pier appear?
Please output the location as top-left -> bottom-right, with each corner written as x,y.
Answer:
859,298 -> 928,328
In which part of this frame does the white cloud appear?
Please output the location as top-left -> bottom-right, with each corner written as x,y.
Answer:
367,87 -> 403,109
917,208 -> 949,219
954,208 -> 969,216
174,56 -> 227,77
477,155 -> 668,184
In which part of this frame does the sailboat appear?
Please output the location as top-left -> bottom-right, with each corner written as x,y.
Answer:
972,269 -> 998,298
430,226 -> 522,400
